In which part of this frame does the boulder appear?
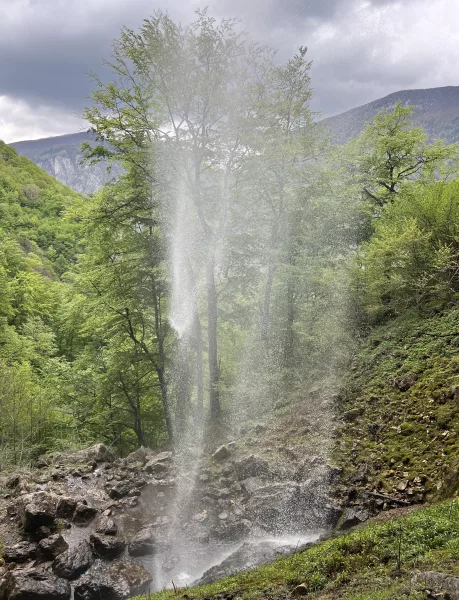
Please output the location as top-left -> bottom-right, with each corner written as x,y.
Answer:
292,583 -> 309,596
0,566 -> 10,600
108,481 -> 136,500
212,445 -> 230,461
37,535 -> 68,561
95,515 -> 118,536
342,407 -> 364,422
73,559 -> 152,600
90,533 -> 125,559
126,446 -> 149,464
52,540 -> 94,580
197,540 -> 303,585
5,475 -> 21,489
6,567 -> 70,600
73,503 -> 98,525
128,528 -> 156,557
4,541 -> 38,563
144,451 -> 172,476
56,497 -> 77,520
18,492 -> 57,533
412,571 -> 459,599
338,508 -> 369,530
234,455 -> 269,479
393,373 -> 418,392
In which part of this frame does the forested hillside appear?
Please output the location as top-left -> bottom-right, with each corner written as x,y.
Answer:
2,11 -> 459,600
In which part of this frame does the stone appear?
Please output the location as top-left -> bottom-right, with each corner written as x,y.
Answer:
338,508 -> 369,530
144,460 -> 169,477
108,481 -> 136,499
342,407 -> 364,422
234,455 -> 269,479
292,583 -> 309,596
56,497 -> 77,520
5,475 -> 20,489
37,535 -> 68,561
73,559 -> 152,600
73,503 -> 98,525
18,492 -> 57,533
412,571 -> 459,599
126,446 -> 149,464
128,528 -> 156,557
6,567 -> 70,600
241,477 -> 265,495
4,542 -> 38,563
52,540 -> 94,580
35,526 -> 52,541
212,445 -> 230,461
198,540 -> 308,585
90,533 -> 125,560
95,515 -> 117,536
393,373 -> 418,392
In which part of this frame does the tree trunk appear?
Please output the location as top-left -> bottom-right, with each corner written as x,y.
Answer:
207,255 -> 221,419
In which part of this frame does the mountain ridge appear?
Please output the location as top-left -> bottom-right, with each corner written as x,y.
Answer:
7,85 -> 459,193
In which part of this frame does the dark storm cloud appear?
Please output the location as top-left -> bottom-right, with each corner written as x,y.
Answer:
1,0 -> 457,141
0,0 -> 192,111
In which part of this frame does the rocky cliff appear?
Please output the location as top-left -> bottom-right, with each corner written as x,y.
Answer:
9,132 -> 122,195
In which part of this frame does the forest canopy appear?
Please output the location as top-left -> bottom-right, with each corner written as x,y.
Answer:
1,11 -> 459,465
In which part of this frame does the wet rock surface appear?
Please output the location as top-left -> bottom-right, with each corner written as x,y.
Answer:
0,413 -> 355,597
197,539 -> 315,585
128,528 -> 156,557
5,567 -> 71,600
52,540 -> 94,580
73,559 -> 152,600
90,532 -> 125,559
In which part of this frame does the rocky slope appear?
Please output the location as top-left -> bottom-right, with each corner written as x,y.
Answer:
0,396 -> 338,600
9,132 -> 122,195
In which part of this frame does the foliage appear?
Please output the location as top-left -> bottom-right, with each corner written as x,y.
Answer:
355,180 -> 459,320
338,102 -> 458,208
134,501 -> 459,599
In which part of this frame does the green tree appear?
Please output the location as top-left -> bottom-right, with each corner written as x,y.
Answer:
340,102 -> 458,207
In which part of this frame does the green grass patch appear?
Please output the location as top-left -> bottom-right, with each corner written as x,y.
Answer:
134,501 -> 459,600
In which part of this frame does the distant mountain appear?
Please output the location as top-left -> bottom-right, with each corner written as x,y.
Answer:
324,85 -> 459,144
10,131 -> 121,195
8,86 -> 459,194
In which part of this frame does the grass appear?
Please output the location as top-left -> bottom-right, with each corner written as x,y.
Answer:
134,501 -> 459,600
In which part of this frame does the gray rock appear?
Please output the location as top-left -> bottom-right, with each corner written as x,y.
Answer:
73,503 -> 98,525
128,528 -> 156,557
56,497 -> 77,520
338,508 -> 369,530
4,541 -> 38,563
393,373 -> 418,391
37,535 -> 68,560
73,559 -> 152,600
412,571 -> 459,599
212,445 -> 230,461
126,446 -> 149,464
234,455 -> 269,479
197,540 -> 301,585
95,515 -> 118,536
52,540 -> 94,580
108,481 -> 136,499
90,533 -> 125,559
18,492 -> 57,533
6,567 -> 70,600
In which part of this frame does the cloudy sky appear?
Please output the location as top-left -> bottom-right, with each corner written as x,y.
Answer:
1,0 -> 458,143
